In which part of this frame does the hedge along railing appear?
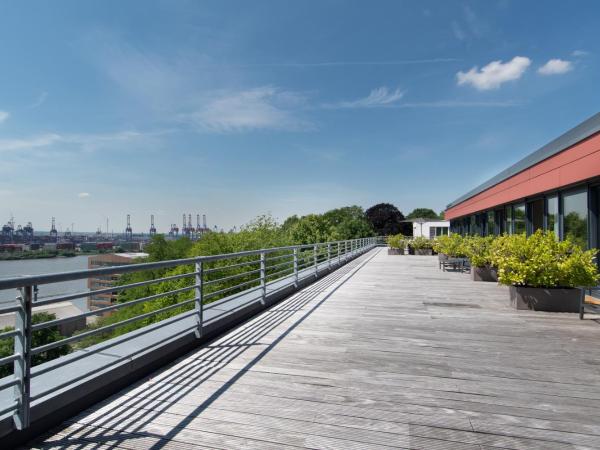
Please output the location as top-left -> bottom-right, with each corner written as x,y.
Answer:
0,236 -> 381,430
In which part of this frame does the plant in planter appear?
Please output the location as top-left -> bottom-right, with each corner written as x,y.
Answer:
493,230 -> 598,312
387,234 -> 406,255
463,235 -> 497,282
433,234 -> 467,259
409,236 -> 434,255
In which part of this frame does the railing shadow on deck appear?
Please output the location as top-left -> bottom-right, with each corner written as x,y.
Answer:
31,248 -> 381,448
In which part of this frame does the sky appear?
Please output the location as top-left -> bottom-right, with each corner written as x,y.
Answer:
1,0 -> 599,233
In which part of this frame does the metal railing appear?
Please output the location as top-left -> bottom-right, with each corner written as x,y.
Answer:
0,236 -> 380,429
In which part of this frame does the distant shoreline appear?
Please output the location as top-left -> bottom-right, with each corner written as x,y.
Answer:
0,251 -> 101,261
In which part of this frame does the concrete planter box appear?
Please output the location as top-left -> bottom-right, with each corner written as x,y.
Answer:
413,248 -> 433,256
471,266 -> 498,282
509,286 -> 581,312
388,248 -> 405,255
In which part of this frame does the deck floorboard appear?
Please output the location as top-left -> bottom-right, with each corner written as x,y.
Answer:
30,249 -> 600,449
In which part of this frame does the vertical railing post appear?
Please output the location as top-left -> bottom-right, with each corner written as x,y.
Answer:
345,241 -> 349,260
194,259 -> 203,338
293,248 -> 299,287
313,245 -> 318,277
260,252 -> 266,305
337,242 -> 341,264
13,285 -> 32,430
327,243 -> 331,270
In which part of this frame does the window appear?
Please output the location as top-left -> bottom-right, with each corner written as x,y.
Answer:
529,198 -> 544,233
563,189 -> 588,248
470,215 -> 477,235
487,211 -> 495,235
514,204 -> 526,234
505,206 -> 513,234
546,195 -> 559,238
494,209 -> 504,235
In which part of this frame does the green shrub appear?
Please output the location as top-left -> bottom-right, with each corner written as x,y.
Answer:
387,234 -> 406,249
432,234 -> 467,257
493,230 -> 598,288
409,236 -> 433,250
463,235 -> 495,267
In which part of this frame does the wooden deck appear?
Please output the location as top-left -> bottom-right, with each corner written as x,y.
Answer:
31,248 -> 600,449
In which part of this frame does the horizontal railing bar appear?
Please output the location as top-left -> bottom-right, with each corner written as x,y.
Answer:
30,322 -> 200,401
0,304 -> 22,315
266,266 -> 294,280
204,277 -> 260,300
203,268 -> 262,286
31,283 -> 198,331
31,295 -> 197,355
0,399 -> 18,417
32,309 -> 198,378
0,352 -> 20,368
205,285 -> 264,311
265,253 -> 293,262
266,260 -> 294,271
0,329 -> 19,341
34,271 -> 198,307
0,376 -> 19,391
203,259 -> 260,274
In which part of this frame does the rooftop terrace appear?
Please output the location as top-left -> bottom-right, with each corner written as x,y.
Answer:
28,249 -> 600,449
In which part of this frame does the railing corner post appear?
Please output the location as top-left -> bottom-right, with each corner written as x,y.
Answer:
260,252 -> 266,305
194,259 -> 204,338
13,285 -> 32,431
293,248 -> 299,287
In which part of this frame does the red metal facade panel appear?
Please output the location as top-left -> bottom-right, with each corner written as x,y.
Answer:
445,133 -> 600,220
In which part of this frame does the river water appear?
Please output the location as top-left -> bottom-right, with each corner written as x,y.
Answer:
0,255 -> 90,311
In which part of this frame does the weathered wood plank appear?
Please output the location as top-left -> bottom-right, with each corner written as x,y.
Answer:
30,249 -> 600,449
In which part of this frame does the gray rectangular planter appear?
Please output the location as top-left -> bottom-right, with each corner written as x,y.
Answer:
471,266 -> 498,282
388,248 -> 405,255
509,286 -> 581,312
414,249 -> 433,256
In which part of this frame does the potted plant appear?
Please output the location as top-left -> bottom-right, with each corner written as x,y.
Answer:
433,234 -> 467,259
463,235 -> 497,282
409,236 -> 434,256
387,234 -> 406,255
494,230 -> 598,312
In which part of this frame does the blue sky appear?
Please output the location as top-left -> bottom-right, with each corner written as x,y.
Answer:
1,0 -> 599,233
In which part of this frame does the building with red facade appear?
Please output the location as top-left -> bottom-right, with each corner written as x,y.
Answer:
446,112 -> 600,250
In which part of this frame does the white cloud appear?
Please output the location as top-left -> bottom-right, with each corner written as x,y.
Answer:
0,130 -> 153,154
322,87 -> 404,109
77,192 -> 91,198
29,92 -> 48,109
186,87 -> 312,133
572,50 -> 589,58
0,111 -> 9,123
0,134 -> 61,152
457,56 -> 531,90
538,59 -> 573,75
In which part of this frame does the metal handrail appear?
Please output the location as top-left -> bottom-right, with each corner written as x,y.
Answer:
0,236 -> 381,431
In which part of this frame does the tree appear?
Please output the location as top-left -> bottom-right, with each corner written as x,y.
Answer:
0,312 -> 71,377
365,203 -> 410,235
406,208 -> 440,220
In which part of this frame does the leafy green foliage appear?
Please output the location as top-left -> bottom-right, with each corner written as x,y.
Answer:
493,230 -> 598,288
365,203 -> 410,236
387,234 -> 406,249
75,208 -> 374,348
432,234 -> 467,257
0,312 -> 71,377
406,208 -> 440,220
409,236 -> 433,250
462,235 -> 495,267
